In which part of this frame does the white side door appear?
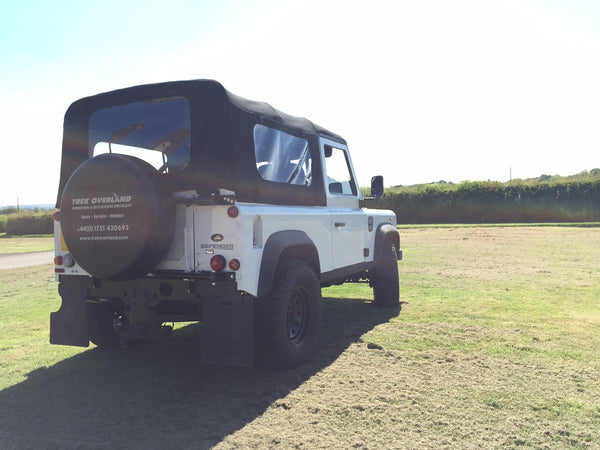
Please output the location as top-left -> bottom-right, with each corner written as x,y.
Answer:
320,137 -> 367,269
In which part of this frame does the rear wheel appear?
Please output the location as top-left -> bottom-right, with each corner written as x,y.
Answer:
371,241 -> 400,307
87,302 -> 121,348
255,259 -> 322,370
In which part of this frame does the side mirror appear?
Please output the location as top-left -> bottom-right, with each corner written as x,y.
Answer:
371,175 -> 384,198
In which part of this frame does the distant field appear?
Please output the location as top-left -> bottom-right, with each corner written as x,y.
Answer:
0,235 -> 53,254
0,227 -> 598,448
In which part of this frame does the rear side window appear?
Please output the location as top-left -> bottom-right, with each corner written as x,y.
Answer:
254,124 -> 312,186
89,97 -> 191,173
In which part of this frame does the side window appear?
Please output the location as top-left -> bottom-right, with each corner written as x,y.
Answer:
253,124 -> 312,186
324,145 -> 357,196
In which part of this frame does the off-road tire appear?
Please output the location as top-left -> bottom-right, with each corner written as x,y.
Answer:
255,259 -> 322,370
371,241 -> 400,307
87,302 -> 120,348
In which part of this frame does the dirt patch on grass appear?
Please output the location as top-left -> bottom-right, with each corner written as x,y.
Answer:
0,251 -> 53,269
221,346 -> 598,449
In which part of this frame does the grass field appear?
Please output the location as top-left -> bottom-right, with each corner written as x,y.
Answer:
0,227 -> 599,448
0,234 -> 53,254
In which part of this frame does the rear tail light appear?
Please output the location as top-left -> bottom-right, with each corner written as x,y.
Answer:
53,211 -> 61,221
210,255 -> 226,271
227,206 -> 239,218
54,255 -> 63,265
229,259 -> 240,271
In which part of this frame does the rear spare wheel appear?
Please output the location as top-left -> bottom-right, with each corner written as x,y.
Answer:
60,153 -> 175,280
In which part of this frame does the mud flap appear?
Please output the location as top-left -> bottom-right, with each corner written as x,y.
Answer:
50,277 -> 91,347
201,292 -> 254,367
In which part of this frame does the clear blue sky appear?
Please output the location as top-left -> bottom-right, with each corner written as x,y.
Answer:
1,0 -> 599,206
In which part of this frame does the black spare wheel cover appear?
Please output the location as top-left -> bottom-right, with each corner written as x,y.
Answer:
60,153 -> 175,280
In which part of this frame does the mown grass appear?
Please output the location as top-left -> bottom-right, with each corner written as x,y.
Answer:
317,227 -> 600,447
398,222 -> 600,229
0,234 -> 53,254
368,228 -> 599,371
1,227 -> 599,448
0,266 -> 83,386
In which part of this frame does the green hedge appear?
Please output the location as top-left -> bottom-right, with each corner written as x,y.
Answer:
380,179 -> 600,224
5,212 -> 54,235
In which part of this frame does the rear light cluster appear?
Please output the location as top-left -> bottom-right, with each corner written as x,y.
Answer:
210,255 -> 240,272
55,253 -> 75,274
208,206 -> 240,272
54,253 -> 75,267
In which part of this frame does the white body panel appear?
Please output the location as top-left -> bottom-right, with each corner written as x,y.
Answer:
54,199 -> 397,295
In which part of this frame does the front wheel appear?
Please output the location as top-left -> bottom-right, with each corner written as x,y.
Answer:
255,259 -> 322,370
371,241 -> 400,307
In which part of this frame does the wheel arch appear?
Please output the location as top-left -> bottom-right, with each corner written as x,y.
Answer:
373,223 -> 400,264
257,230 -> 320,297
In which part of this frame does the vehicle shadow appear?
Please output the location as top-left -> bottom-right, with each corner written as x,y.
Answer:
0,297 -> 400,449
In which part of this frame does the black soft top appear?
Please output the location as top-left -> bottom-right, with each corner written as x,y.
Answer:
57,79 -> 345,207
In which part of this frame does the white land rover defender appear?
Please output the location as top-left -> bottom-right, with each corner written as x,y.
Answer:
51,79 -> 402,369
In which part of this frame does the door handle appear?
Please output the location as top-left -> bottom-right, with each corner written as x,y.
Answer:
334,222 -> 346,227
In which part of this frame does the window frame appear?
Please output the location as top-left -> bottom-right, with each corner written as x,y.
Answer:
323,144 -> 359,197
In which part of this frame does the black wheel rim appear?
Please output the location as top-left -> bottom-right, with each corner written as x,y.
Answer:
287,286 -> 309,346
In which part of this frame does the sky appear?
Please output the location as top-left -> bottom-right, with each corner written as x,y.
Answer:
1,0 -> 599,206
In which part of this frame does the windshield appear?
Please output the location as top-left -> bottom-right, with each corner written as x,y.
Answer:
89,97 -> 191,173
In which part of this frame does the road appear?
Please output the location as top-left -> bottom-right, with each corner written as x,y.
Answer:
0,251 -> 54,270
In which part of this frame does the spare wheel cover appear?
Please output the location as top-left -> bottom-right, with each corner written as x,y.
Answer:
60,153 -> 174,279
